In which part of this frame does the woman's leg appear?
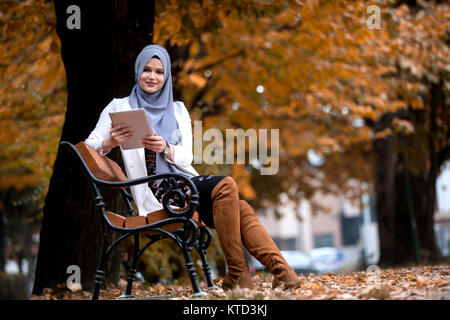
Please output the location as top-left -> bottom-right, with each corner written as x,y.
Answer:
239,199 -> 302,289
209,176 -> 301,290
210,176 -> 255,290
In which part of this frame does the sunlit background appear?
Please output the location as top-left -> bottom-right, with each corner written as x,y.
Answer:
0,0 -> 449,299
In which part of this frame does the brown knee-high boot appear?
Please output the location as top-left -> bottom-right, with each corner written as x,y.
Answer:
211,177 -> 255,290
239,199 -> 302,289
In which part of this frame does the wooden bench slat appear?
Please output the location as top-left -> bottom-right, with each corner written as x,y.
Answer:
105,211 -> 126,227
124,215 -> 147,228
105,209 -> 206,233
75,142 -> 127,182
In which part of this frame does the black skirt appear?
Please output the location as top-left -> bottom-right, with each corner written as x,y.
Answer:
150,173 -> 226,229
190,175 -> 226,228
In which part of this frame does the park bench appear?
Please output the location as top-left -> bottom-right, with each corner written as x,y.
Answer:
60,141 -> 216,300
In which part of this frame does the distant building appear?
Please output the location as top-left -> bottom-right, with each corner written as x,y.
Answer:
256,190 -> 379,271
256,162 -> 450,266
435,162 -> 450,258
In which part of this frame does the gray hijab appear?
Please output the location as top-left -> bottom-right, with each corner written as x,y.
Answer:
129,44 -> 193,179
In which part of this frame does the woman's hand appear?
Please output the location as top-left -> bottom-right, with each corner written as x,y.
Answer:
102,123 -> 133,153
142,133 -> 166,153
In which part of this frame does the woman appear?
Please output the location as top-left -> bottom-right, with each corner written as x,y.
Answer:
85,44 -> 301,290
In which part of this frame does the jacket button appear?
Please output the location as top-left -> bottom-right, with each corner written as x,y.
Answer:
129,162 -> 135,167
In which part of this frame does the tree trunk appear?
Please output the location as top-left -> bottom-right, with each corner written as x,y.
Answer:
374,133 -> 398,266
375,104 -> 446,266
33,0 -> 154,294
164,41 -> 192,101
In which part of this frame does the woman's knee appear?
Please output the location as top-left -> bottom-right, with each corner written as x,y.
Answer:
211,176 -> 239,199
221,176 -> 238,193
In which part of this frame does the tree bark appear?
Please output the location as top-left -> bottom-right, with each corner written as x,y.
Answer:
374,133 -> 398,266
164,41 -> 192,101
375,96 -> 447,266
33,0 -> 154,294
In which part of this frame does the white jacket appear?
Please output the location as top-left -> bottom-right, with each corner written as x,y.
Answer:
85,97 -> 200,216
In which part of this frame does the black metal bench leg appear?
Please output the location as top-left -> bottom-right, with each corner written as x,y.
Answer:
182,244 -> 205,297
195,228 -> 216,288
121,267 -> 136,298
91,225 -> 108,300
121,234 -> 139,298
195,246 -> 216,288
91,269 -> 105,300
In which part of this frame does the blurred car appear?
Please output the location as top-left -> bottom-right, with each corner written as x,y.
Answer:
310,247 -> 344,274
247,250 -> 316,275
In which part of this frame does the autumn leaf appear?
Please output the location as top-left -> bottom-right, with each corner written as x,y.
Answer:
29,264 -> 450,300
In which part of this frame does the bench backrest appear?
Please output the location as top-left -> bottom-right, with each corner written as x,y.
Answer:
75,142 -> 127,182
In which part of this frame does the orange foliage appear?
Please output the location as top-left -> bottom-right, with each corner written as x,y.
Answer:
0,0 -> 66,191
1,0 -> 448,210
154,0 -> 449,204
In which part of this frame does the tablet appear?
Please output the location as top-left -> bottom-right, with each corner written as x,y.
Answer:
109,109 -> 155,150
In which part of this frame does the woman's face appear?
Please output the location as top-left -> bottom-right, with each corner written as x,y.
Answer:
139,58 -> 164,94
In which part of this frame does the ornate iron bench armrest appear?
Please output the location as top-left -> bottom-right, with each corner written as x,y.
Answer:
60,141 -> 199,218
